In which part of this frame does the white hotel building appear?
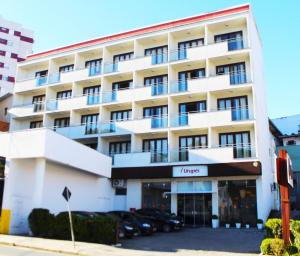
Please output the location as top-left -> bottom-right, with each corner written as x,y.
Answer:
0,4 -> 278,233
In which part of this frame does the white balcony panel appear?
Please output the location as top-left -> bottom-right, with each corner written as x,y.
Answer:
134,56 -> 153,70
186,42 -> 228,60
113,152 -> 151,167
187,75 -> 231,93
133,87 -> 153,101
188,147 -> 236,164
15,79 -> 36,93
57,96 -> 88,111
188,110 -> 232,128
0,129 -> 111,177
60,69 -> 89,83
9,105 -> 36,117
117,60 -> 135,73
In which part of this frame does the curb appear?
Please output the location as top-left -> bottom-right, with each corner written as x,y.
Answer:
0,240 -> 81,255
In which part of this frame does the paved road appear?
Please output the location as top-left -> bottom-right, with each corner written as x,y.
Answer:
0,245 -> 68,256
121,227 -> 264,255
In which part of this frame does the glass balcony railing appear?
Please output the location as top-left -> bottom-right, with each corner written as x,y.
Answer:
226,38 -> 244,51
87,94 -> 101,105
233,144 -> 254,159
36,76 -> 47,86
48,73 -> 60,84
150,82 -> 168,96
231,107 -> 250,121
149,151 -> 168,163
149,53 -> 168,65
102,91 -> 117,103
33,102 -> 45,112
151,115 -> 168,129
225,71 -> 248,85
170,80 -> 188,93
88,65 -> 101,76
170,114 -> 189,127
84,123 -> 99,135
100,122 -> 116,134
103,63 -> 118,73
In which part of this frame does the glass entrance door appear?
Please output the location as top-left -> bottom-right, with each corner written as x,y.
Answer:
178,193 -> 212,227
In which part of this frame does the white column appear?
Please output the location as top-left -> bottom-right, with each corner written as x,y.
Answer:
126,180 -> 141,210
171,181 -> 177,214
212,180 -> 219,215
32,158 -> 46,208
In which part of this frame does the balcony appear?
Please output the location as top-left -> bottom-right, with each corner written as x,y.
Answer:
170,144 -> 256,164
54,123 -> 99,139
113,151 -> 168,167
9,102 -> 45,118
170,38 -> 245,62
170,72 -> 250,94
100,115 -> 168,135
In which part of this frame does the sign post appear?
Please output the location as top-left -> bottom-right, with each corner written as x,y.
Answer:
62,186 -> 75,249
276,149 -> 293,245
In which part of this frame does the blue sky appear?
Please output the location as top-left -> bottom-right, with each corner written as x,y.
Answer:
1,0 -> 299,118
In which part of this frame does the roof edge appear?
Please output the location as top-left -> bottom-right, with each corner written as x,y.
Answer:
26,4 -> 250,61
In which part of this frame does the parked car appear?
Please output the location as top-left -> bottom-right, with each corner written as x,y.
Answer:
95,212 -> 137,239
136,208 -> 184,232
108,211 -> 154,235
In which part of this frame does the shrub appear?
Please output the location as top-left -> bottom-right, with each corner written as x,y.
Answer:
265,218 -> 282,238
291,220 -> 300,251
285,244 -> 298,255
28,208 -> 55,238
28,208 -> 117,245
270,238 -> 285,256
260,238 -> 273,255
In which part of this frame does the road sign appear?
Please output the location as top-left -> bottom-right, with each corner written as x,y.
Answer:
62,186 -> 75,248
62,186 -> 72,202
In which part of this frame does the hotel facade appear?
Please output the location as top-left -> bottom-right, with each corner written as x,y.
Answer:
0,4 -> 278,232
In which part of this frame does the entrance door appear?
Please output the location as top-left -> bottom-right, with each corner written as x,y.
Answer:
178,193 -> 212,227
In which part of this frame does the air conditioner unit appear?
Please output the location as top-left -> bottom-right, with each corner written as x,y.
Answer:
112,179 -> 126,188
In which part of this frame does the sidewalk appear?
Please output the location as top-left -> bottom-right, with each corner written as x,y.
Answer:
0,234 -> 259,256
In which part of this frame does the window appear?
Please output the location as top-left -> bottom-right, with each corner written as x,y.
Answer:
54,117 -> 70,128
111,110 -> 132,121
145,45 -> 168,64
85,59 -> 102,76
177,68 -> 205,92
144,74 -> 168,96
217,96 -> 249,120
113,52 -> 134,63
81,114 -> 99,134
218,180 -> 257,226
177,38 -> 204,60
0,38 -> 7,45
143,138 -> 168,163
0,27 -> 9,34
115,188 -> 127,195
83,85 -> 101,105
179,101 -> 206,114
56,90 -> 72,99
112,80 -> 132,91
32,95 -> 45,112
109,141 -> 131,155
30,120 -> 43,129
219,131 -> 251,158
214,31 -> 243,50
4,108 -> 8,116
143,105 -> 168,118
59,64 -> 74,73
0,50 -> 5,56
84,142 -> 98,150
216,62 -> 246,85
287,140 -> 296,145
179,135 -> 208,161
142,182 -> 171,211
35,70 -> 48,77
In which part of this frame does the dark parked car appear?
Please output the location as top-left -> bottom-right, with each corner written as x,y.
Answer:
95,212 -> 138,239
108,211 -> 154,235
136,208 -> 184,232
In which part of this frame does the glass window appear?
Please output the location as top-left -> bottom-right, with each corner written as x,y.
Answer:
218,180 -> 257,226
30,120 -> 43,129
59,64 -> 74,73
111,110 -> 132,121
142,182 -> 171,212
57,90 -> 72,99
109,141 -> 131,155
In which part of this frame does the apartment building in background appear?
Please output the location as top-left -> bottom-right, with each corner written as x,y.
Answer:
273,114 -> 300,210
0,4 -> 278,233
0,17 -> 33,126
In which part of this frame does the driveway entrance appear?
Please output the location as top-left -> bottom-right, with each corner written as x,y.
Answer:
121,227 -> 263,255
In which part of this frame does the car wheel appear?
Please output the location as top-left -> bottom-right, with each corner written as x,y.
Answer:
163,224 -> 171,233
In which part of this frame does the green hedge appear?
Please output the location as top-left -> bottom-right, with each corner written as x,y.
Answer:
28,209 -> 117,245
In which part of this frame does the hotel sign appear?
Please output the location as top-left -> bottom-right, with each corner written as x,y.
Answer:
173,165 -> 208,177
